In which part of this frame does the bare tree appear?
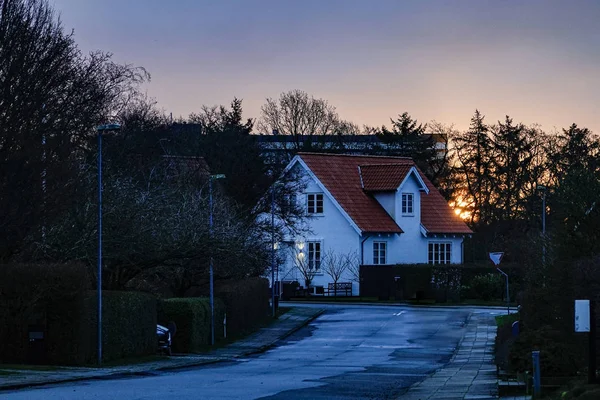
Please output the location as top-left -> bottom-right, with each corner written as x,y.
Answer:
258,90 -> 340,150
0,0 -> 148,261
345,251 -> 361,285
321,249 -> 350,297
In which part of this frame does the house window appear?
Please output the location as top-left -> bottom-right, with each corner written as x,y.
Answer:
428,242 -> 452,264
402,193 -> 414,215
307,241 -> 321,270
307,193 -> 324,214
373,242 -> 387,265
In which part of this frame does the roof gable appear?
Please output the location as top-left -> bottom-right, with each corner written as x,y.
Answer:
359,164 -> 428,194
289,155 -> 362,235
298,154 -> 409,233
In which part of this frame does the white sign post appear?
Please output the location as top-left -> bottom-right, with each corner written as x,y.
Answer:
489,252 -> 509,315
575,300 -> 591,333
575,299 -> 597,383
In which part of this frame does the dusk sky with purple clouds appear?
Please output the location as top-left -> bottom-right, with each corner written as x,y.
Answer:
51,0 -> 600,134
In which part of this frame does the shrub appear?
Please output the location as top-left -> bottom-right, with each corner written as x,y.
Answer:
508,325 -> 585,376
0,263 -> 155,364
215,278 -> 270,336
462,273 -> 505,301
85,291 -> 157,363
158,297 -> 225,353
0,263 -> 90,364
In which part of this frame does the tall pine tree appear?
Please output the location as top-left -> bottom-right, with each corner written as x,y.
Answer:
376,112 -> 436,179
453,110 -> 494,226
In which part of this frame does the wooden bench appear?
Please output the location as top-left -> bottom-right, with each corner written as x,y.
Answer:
326,282 -> 352,297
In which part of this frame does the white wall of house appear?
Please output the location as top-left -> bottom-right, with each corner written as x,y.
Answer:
278,167 -> 362,295
275,162 -> 465,297
361,235 -> 464,265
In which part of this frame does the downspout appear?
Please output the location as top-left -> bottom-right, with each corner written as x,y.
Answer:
360,233 -> 369,265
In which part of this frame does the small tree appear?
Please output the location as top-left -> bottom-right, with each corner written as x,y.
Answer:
345,251 -> 361,285
321,249 -> 350,297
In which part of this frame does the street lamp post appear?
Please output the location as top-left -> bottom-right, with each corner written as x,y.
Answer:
96,123 -> 120,365
271,185 -> 276,317
537,185 -> 547,266
209,174 -> 225,346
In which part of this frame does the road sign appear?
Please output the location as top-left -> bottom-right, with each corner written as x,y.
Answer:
489,252 -> 504,266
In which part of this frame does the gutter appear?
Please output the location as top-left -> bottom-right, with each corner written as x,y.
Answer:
360,234 -> 370,265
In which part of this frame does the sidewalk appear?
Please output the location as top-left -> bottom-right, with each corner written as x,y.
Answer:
398,312 -> 499,400
0,307 -> 324,392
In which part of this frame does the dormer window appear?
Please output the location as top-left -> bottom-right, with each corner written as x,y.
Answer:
307,193 -> 324,214
402,193 -> 414,215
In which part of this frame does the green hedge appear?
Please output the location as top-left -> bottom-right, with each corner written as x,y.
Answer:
215,277 -> 270,336
0,263 -> 89,364
0,263 -> 157,365
508,325 -> 585,376
158,297 -> 225,353
86,291 -> 157,363
360,262 -> 524,302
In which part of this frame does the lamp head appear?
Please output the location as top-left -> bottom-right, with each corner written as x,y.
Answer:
97,123 -> 121,132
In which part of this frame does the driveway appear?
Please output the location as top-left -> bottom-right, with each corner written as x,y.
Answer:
1,304 -> 501,400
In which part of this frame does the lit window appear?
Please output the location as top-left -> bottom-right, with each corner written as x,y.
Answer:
402,193 -> 413,215
307,193 -> 324,214
428,242 -> 452,264
373,242 -> 387,265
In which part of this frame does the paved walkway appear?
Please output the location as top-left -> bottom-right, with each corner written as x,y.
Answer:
399,312 -> 499,400
0,307 -> 324,391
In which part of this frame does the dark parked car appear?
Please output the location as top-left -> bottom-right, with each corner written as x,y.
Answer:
157,324 -> 172,356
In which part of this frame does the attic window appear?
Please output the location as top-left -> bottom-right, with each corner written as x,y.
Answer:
307,193 -> 324,214
402,193 -> 414,215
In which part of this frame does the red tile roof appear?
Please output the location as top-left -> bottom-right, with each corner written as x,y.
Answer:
359,164 -> 413,191
297,153 -> 472,235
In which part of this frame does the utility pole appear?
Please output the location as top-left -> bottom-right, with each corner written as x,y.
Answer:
209,174 -> 225,345
96,123 -> 120,365
271,185 -> 276,317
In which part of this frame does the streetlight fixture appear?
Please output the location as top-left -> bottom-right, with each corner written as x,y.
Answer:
209,173 -> 226,346
96,123 -> 121,365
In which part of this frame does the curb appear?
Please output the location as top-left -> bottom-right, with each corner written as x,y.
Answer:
283,300 -> 517,311
240,309 -> 325,357
0,309 -> 326,392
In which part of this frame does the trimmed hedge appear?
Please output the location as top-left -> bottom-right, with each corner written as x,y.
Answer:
360,262 -> 524,302
86,291 -> 157,363
0,263 -> 89,364
508,325 -> 585,376
158,297 -> 225,353
0,263 -> 157,365
215,277 -> 270,336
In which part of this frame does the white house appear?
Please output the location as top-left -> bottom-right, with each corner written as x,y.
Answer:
274,153 -> 472,296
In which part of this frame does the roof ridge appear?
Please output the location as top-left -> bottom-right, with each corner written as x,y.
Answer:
297,152 -> 413,160
359,163 -> 413,167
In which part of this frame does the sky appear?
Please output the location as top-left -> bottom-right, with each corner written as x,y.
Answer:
51,0 -> 600,134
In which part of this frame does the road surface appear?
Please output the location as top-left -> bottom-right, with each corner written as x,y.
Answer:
2,304 -> 503,400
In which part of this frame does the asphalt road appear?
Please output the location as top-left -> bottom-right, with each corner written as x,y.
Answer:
2,304 -> 502,400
